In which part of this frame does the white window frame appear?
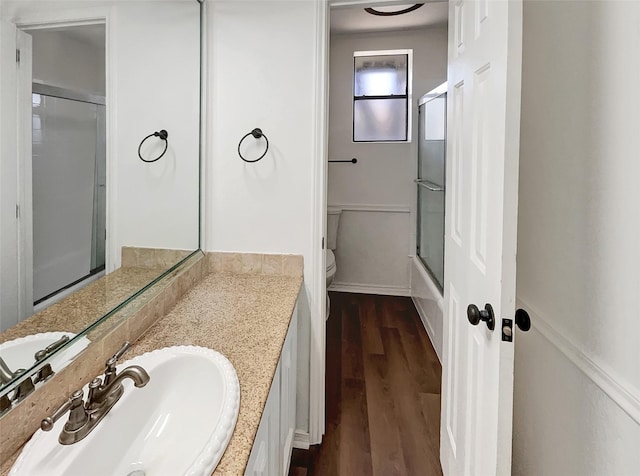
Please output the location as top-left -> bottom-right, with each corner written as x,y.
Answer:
352,48 -> 413,144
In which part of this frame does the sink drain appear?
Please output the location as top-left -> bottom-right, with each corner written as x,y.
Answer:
127,471 -> 145,476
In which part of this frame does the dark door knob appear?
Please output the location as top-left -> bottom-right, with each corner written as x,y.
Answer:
467,303 -> 495,331
515,308 -> 531,331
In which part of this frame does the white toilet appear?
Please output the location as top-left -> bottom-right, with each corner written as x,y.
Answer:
326,207 -> 342,319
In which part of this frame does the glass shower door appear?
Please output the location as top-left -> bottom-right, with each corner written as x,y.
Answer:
417,85 -> 446,291
32,88 -> 106,303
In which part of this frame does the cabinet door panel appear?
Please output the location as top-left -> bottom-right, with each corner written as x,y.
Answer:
280,305 -> 298,475
246,304 -> 298,476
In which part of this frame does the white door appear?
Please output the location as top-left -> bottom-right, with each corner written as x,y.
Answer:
0,21 -> 33,332
440,0 -> 523,475
0,20 -> 21,332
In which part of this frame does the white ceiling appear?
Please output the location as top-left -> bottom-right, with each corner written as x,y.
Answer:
61,24 -> 105,51
330,2 -> 448,35
31,24 -> 106,51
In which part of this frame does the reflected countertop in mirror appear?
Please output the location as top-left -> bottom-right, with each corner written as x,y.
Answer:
0,250 -> 192,346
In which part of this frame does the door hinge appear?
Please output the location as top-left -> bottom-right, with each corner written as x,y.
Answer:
322,237 -> 325,249
16,49 -> 20,64
15,204 -> 20,219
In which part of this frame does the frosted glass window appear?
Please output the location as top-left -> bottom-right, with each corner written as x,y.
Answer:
354,98 -> 407,142
354,55 -> 407,96
353,50 -> 411,142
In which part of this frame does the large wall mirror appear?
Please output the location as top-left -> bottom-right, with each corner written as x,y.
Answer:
0,0 -> 202,406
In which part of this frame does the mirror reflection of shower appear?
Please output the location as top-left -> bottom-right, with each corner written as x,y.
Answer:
29,24 -> 106,312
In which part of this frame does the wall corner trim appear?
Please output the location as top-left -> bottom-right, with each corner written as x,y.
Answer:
518,297 -> 640,425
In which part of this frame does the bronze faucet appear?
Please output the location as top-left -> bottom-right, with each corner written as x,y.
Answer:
41,342 -> 150,445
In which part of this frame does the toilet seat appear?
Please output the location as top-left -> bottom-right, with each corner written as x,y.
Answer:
326,250 -> 337,320
326,250 -> 336,274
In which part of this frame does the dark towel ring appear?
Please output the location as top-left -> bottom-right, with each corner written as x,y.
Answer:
238,128 -> 269,163
138,130 -> 169,163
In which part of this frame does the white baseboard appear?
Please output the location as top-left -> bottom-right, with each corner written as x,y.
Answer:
293,429 -> 311,449
329,281 -> 411,297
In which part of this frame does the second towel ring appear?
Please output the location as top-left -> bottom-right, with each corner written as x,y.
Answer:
138,130 -> 169,163
238,128 -> 269,163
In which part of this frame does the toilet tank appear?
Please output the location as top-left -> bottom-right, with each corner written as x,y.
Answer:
326,207 -> 342,250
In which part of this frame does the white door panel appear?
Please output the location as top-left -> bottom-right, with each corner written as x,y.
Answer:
441,1 -> 523,475
0,21 -> 32,331
0,20 -> 19,332
16,28 -> 33,322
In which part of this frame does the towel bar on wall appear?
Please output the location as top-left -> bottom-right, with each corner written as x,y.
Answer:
238,128 -> 269,163
329,158 -> 357,164
414,179 -> 445,192
138,130 -> 169,163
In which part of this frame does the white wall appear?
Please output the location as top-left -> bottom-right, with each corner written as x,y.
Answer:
328,28 -> 447,295
30,27 -> 105,96
112,1 -> 199,257
205,0 -> 324,440
514,2 -> 640,474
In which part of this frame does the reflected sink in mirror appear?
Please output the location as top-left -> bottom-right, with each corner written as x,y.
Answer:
10,346 -> 240,476
0,332 -> 90,381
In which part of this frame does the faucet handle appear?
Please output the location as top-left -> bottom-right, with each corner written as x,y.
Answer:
41,389 -> 84,431
106,341 -> 131,368
103,342 -> 131,387
34,335 -> 70,362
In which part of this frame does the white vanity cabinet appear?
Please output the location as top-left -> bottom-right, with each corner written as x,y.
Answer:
245,304 -> 298,476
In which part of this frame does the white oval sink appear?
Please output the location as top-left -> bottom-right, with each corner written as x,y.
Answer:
10,345 -> 240,476
0,332 -> 90,376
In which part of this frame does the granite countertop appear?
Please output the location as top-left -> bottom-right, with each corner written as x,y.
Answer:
128,271 -> 302,475
1,270 -> 302,476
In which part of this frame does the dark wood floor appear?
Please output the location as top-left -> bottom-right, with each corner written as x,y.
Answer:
289,292 -> 443,476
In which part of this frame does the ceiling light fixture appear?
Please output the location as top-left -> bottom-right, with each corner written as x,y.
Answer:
364,3 -> 425,16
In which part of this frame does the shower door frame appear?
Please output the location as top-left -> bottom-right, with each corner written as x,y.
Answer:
416,84 -> 447,294
30,82 -> 107,308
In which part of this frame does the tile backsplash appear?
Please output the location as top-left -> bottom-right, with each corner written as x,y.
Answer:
121,247 -> 194,269
207,252 -> 303,277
